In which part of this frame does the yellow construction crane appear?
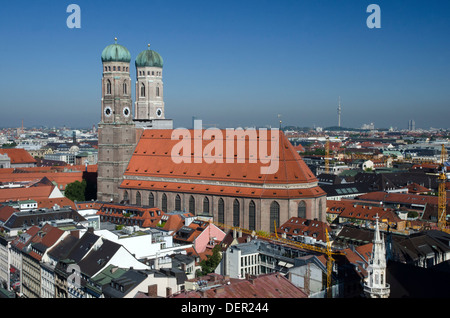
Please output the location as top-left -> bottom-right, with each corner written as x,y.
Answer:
325,136 -> 330,174
438,144 -> 448,232
210,220 -> 344,298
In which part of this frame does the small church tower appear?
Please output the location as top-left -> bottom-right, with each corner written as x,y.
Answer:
364,214 -> 390,298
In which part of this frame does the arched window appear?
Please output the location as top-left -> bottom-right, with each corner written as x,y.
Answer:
123,82 -> 127,95
106,80 -> 111,95
140,83 -> 145,97
136,191 -> 141,206
270,201 -> 280,233
156,86 -> 160,97
118,66 -> 121,71
249,200 -> 256,231
123,191 -> 129,203
175,194 -> 181,211
149,193 -> 154,208
203,197 -> 210,214
298,201 -> 306,218
218,198 -> 224,224
162,193 -> 167,212
189,196 -> 195,214
233,199 -> 240,227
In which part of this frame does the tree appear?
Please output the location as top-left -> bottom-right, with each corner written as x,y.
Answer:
64,180 -> 87,202
197,245 -> 222,276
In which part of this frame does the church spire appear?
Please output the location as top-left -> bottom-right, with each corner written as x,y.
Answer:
363,214 -> 390,298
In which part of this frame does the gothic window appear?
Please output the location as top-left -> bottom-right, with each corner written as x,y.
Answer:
140,83 -> 146,97
136,191 -> 141,206
249,200 -> 256,231
233,199 -> 240,227
218,198 -> 224,224
175,194 -> 181,211
298,201 -> 306,218
189,196 -> 195,214
106,80 -> 111,95
118,66 -> 121,71
156,86 -> 160,97
203,197 -> 209,214
149,193 -> 154,208
123,191 -> 129,203
270,201 -> 280,233
123,82 -> 127,95
113,66 -> 116,71
162,193 -> 167,212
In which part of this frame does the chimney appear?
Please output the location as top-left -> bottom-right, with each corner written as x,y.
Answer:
166,287 -> 172,297
148,284 -> 158,297
215,286 -> 225,295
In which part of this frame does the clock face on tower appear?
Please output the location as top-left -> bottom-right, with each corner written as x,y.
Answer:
156,108 -> 162,118
104,106 -> 112,117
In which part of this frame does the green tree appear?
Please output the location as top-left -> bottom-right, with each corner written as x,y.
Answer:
65,180 -> 87,202
197,245 -> 222,276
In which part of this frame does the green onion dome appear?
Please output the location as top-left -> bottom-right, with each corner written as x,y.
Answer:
135,44 -> 163,68
101,38 -> 131,63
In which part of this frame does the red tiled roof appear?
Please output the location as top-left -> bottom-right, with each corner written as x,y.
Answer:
0,205 -> 17,223
278,217 -> 331,242
0,148 -> 36,164
35,197 -> 76,209
171,272 -> 307,298
96,203 -> 164,228
327,200 -> 401,223
121,130 -> 324,199
0,184 -> 56,202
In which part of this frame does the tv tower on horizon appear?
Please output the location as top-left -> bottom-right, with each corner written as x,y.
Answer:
337,96 -> 342,128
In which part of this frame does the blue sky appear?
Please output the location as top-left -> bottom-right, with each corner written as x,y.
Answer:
0,0 -> 449,130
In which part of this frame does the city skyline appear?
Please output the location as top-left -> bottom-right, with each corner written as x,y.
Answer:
1,0 -> 450,130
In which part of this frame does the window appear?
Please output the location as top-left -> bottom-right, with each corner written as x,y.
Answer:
118,66 -> 121,71
123,191 -> 129,202
140,83 -> 145,97
162,193 -> 167,212
203,197 -> 210,214
233,199 -> 240,227
123,82 -> 127,95
218,198 -> 224,224
298,201 -> 306,218
136,191 -> 141,206
149,193 -> 155,208
249,200 -> 256,231
175,194 -> 181,211
189,196 -> 195,214
106,80 -> 111,95
156,86 -> 160,96
270,201 -> 280,233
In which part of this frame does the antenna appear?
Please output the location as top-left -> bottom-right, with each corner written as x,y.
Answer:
337,97 -> 342,128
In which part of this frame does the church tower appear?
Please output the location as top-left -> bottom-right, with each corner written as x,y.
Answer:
97,38 -> 136,202
364,214 -> 390,298
134,44 -> 172,130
